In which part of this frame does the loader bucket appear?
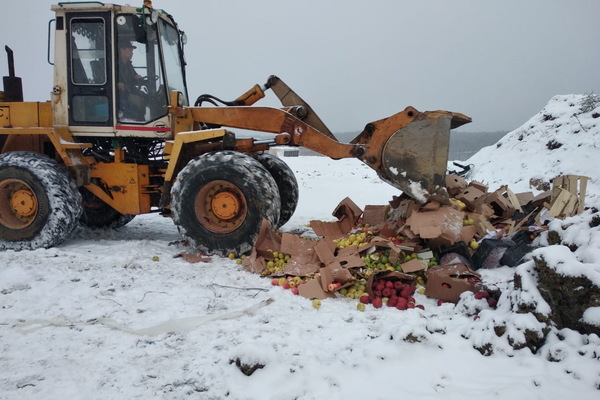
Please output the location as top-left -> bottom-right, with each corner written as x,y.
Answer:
378,111 -> 470,204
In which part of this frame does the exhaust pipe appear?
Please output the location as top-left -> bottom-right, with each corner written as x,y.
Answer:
3,46 -> 23,102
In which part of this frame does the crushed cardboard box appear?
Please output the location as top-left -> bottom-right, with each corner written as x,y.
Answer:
236,173 -> 588,305
405,206 -> 463,244
310,197 -> 362,239
425,264 -> 481,303
174,252 -> 212,263
366,270 -> 415,297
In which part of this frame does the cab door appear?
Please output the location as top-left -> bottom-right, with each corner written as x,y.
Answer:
66,12 -> 112,126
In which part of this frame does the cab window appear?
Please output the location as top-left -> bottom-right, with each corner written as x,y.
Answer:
69,17 -> 110,124
116,14 -> 167,123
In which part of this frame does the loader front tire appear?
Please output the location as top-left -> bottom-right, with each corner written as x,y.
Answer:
252,152 -> 299,228
79,188 -> 135,229
0,152 -> 82,250
171,151 -> 281,256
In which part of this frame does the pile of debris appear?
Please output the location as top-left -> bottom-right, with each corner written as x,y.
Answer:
240,174 -> 590,309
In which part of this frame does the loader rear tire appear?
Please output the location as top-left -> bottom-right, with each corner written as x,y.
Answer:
79,188 -> 135,229
171,151 -> 281,256
252,153 -> 299,228
0,152 -> 82,250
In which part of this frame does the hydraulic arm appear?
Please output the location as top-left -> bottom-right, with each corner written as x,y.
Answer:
177,76 -> 471,203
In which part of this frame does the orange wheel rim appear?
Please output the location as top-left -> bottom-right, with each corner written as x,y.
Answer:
195,180 -> 247,234
0,178 -> 39,229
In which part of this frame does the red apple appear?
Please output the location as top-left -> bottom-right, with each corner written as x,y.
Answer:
359,295 -> 372,304
400,287 -> 412,299
396,297 -> 408,310
474,291 -> 489,299
372,298 -> 383,308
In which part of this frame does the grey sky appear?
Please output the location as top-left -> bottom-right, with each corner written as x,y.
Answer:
2,0 -> 599,133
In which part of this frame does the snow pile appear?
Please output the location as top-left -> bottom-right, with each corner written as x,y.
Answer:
467,94 -> 600,206
454,94 -> 600,365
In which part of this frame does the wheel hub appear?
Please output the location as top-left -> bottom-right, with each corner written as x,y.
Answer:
0,179 -> 38,229
11,189 -> 37,217
211,192 -> 240,220
195,180 -> 247,234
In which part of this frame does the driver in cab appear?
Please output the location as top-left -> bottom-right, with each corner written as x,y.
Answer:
117,40 -> 145,120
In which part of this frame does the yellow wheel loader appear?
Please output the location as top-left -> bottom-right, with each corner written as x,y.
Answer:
0,1 -> 470,254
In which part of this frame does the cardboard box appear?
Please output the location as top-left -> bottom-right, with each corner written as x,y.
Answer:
242,220 -> 280,275
280,233 -> 321,276
485,188 -> 516,219
460,225 -> 477,243
253,219 -> 282,258
242,248 -> 267,275
464,212 -> 496,237
332,197 -> 363,231
421,200 -> 442,212
243,222 -> 323,277
379,222 -> 399,238
314,240 -> 365,271
174,252 -> 212,263
475,203 -> 495,219
456,187 -> 487,210
358,236 -> 415,253
429,224 -> 478,250
468,181 -> 489,193
515,192 -> 535,207
320,264 -> 354,292
362,205 -> 389,227
310,220 -> 347,240
400,258 -> 427,273
405,206 -> 464,244
366,270 -> 415,296
502,187 -> 524,213
425,264 -> 481,303
357,237 -> 416,266
298,276 -> 336,300
310,197 -> 362,238
445,174 -> 468,196
391,198 -> 420,220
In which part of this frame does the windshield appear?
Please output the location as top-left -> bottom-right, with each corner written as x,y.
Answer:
158,19 -> 188,106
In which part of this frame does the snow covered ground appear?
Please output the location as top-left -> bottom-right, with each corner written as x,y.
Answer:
1,95 -> 599,399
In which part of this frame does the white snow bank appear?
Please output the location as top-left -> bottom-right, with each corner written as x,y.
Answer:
467,94 -> 600,207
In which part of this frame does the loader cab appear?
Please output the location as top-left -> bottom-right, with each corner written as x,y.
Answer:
51,2 -> 188,137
